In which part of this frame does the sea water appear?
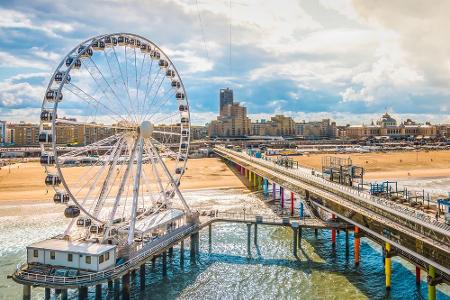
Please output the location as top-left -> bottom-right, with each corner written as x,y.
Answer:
0,187 -> 449,300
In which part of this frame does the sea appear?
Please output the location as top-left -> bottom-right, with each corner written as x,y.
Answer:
0,179 -> 449,299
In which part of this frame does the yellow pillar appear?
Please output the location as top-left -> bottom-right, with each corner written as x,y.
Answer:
385,242 -> 391,291
253,172 -> 257,187
428,265 -> 436,300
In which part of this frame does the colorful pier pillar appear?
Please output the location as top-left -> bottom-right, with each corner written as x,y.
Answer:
253,172 -> 257,188
263,178 -> 269,195
331,214 -> 336,246
416,266 -> 421,285
272,183 -> 276,200
428,265 -> 436,300
299,202 -> 304,219
354,226 -> 360,266
280,187 -> 285,209
290,192 -> 295,216
385,242 -> 391,290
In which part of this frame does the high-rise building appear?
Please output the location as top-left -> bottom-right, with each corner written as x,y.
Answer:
0,120 -> 6,145
219,88 -> 233,116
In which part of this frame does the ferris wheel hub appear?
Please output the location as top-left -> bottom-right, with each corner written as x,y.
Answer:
140,121 -> 153,139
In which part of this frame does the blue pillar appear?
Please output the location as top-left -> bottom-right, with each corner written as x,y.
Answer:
263,178 -> 269,196
272,183 -> 276,200
300,202 -> 304,219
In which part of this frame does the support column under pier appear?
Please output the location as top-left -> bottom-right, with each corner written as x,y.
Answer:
180,240 -> 185,265
272,183 -> 276,200
61,289 -> 68,300
292,224 -> 298,257
208,224 -> 212,252
44,288 -> 50,300
331,214 -> 336,247
190,232 -> 199,262
254,223 -> 258,245
298,227 -> 302,249
114,278 -> 120,299
78,286 -> 88,300
22,285 -> 31,300
354,226 -> 360,266
122,273 -> 130,300
140,263 -> 146,290
290,192 -> 294,216
416,266 -> 421,286
280,187 -> 284,209
385,242 -> 391,291
247,223 -> 251,257
95,284 -> 102,300
428,265 -> 436,300
162,251 -> 167,277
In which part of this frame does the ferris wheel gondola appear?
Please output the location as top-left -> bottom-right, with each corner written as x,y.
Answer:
39,33 -> 192,245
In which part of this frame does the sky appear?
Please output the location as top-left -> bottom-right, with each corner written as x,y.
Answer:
0,0 -> 449,125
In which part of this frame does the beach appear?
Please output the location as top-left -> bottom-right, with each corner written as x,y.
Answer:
0,158 -> 245,202
293,150 -> 450,180
1,151 -> 450,202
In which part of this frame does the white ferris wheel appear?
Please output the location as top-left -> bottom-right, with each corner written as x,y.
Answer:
39,33 -> 192,245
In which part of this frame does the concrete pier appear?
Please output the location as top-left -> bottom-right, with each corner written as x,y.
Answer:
208,224 -> 212,251
114,278 -> 120,299
190,232 -> 199,261
44,287 -> 50,300
298,227 -> 302,249
169,246 -> 174,257
254,223 -> 258,245
22,285 -> 30,300
416,266 -> 421,285
354,226 -> 360,266
428,265 -> 436,300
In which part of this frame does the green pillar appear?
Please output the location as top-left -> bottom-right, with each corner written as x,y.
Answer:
428,265 -> 436,300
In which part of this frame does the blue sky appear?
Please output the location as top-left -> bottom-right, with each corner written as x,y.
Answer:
0,0 -> 449,125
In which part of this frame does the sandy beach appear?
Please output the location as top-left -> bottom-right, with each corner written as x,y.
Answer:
293,150 -> 450,180
1,151 -> 449,202
0,158 -> 245,202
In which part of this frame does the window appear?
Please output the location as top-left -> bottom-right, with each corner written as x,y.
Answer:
33,250 -> 38,258
85,256 -> 91,264
105,251 -> 110,261
68,253 -> 73,262
99,255 -> 104,264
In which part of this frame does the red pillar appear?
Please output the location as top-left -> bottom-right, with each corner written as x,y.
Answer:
416,266 -> 421,285
290,192 -> 294,216
331,214 -> 336,245
354,226 -> 360,266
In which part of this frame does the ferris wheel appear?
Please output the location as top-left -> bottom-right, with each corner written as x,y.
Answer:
39,33 -> 191,244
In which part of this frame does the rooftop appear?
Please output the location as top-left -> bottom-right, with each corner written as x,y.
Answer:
27,239 -> 116,255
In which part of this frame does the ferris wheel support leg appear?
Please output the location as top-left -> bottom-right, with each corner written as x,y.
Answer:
128,137 -> 144,245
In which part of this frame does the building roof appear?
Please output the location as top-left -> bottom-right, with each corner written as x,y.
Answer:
27,239 -> 116,255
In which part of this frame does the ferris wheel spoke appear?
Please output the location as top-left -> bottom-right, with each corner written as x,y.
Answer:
87,56 -> 135,123
103,135 -> 139,239
55,118 -> 134,131
152,130 -> 182,136
80,58 -> 131,123
152,110 -> 180,125
147,139 -> 191,214
144,88 -> 176,121
91,138 -> 126,218
141,68 -> 162,119
136,53 -> 147,121
142,72 -> 168,120
150,137 -> 179,159
127,137 -> 144,245
64,83 -> 128,125
110,45 -> 135,121
58,133 -> 123,158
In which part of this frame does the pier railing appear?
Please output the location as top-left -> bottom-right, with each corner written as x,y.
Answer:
13,224 -> 198,287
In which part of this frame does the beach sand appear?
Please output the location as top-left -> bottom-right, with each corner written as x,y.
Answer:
0,158 -> 245,202
292,150 -> 450,180
1,150 -> 449,202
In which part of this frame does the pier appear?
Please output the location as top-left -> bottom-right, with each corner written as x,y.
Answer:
214,145 -> 450,298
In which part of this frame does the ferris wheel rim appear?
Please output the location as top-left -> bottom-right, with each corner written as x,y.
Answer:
40,33 -> 191,226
